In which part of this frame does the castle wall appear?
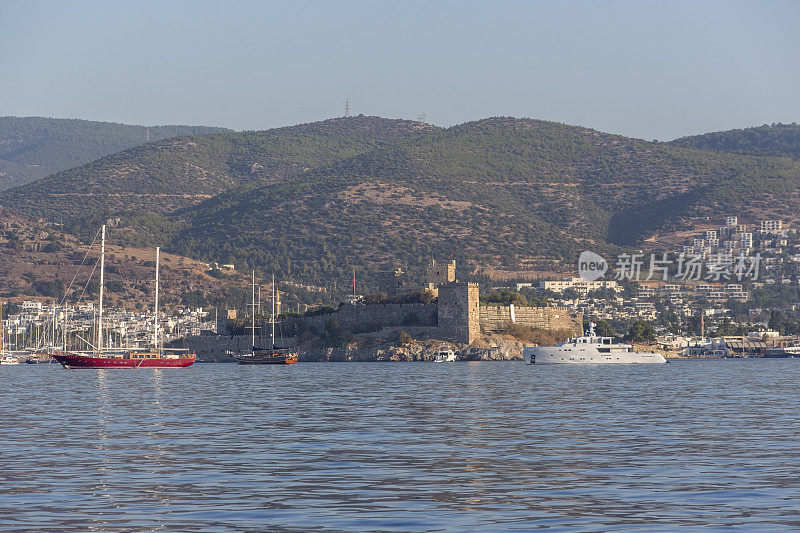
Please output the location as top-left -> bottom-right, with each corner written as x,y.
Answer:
170,334 -> 250,362
480,305 -> 583,335
289,302 -> 438,334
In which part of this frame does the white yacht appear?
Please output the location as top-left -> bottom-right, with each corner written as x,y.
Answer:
523,323 -> 666,365
433,344 -> 456,362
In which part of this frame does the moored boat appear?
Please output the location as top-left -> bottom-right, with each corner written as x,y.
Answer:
433,344 -> 456,362
523,322 -> 667,365
53,350 -> 196,368
234,272 -> 298,365
234,347 -> 298,365
52,228 -> 196,369
763,346 -> 800,358
0,302 -> 19,364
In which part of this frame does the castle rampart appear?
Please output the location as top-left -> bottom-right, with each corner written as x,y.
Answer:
480,305 -> 582,335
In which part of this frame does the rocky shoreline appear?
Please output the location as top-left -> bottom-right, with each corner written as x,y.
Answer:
300,336 -> 526,362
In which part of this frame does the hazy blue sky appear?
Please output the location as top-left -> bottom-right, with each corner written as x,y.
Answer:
1,0 -> 798,140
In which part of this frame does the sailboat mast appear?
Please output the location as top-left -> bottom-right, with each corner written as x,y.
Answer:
272,274 -> 275,349
97,224 -> 106,352
251,270 -> 256,350
154,247 -> 160,349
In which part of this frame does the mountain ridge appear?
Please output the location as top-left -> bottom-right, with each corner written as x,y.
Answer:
0,116 -> 438,222
0,116 -> 229,190
2,115 -> 800,289
670,123 -> 800,159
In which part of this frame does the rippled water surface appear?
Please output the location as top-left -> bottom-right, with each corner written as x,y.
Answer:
2,360 -> 800,531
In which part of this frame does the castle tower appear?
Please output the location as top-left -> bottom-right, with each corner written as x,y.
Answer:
426,259 -> 456,296
437,281 -> 480,345
378,267 -> 408,297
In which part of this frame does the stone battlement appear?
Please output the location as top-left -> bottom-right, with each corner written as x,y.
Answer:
480,305 -> 582,336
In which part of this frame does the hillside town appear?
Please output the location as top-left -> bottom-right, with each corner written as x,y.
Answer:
499,216 -> 800,357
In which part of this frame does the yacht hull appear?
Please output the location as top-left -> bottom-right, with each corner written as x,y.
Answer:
524,347 -> 666,365
52,353 -> 196,369
234,351 -> 298,365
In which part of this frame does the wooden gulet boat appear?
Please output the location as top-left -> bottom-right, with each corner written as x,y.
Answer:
51,226 -> 196,369
234,272 -> 298,365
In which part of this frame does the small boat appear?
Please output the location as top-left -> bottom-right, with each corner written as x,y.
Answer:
234,273 -> 298,365
51,227 -> 196,369
763,346 -> 800,358
25,352 -> 57,364
433,344 -> 456,362
523,322 -> 667,365
0,302 -> 19,364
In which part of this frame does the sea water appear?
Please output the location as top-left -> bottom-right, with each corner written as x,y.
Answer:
2,359 -> 799,531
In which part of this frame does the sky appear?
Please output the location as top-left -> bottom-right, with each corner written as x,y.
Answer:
1,0 -> 798,140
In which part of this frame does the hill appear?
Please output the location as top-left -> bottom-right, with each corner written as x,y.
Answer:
172,117 -> 800,286
0,116 -> 438,226
670,123 -> 800,159
0,206 -> 334,313
3,116 -> 800,292
0,116 -> 228,190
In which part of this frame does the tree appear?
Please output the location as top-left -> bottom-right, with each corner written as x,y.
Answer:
595,319 -> 615,337
480,290 -> 528,306
106,280 -> 125,293
626,320 -> 656,343
768,310 -> 783,333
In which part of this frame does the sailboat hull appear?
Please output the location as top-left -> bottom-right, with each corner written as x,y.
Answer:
233,352 -> 298,365
51,352 -> 196,369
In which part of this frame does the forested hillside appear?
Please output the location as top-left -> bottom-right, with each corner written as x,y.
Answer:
3,115 -> 800,291
0,116 -> 437,220
671,123 -> 800,159
0,116 -> 228,189
171,117 -> 800,284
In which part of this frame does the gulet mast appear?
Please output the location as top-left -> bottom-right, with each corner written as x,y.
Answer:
272,274 -> 276,349
153,246 -> 160,350
97,224 -> 106,353
251,270 -> 256,352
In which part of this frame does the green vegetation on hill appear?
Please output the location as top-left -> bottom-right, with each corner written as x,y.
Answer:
670,123 -> 800,159
170,117 -> 800,287
0,116 -> 228,190
3,115 -> 800,293
1,116 -> 437,221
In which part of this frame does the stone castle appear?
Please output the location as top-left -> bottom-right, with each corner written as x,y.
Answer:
289,260 -> 581,345
177,260 -> 583,361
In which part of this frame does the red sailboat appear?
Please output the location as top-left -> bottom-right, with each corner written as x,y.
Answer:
52,226 -> 196,369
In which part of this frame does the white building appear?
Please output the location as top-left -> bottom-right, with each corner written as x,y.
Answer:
540,278 -> 620,295
761,220 -> 783,233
